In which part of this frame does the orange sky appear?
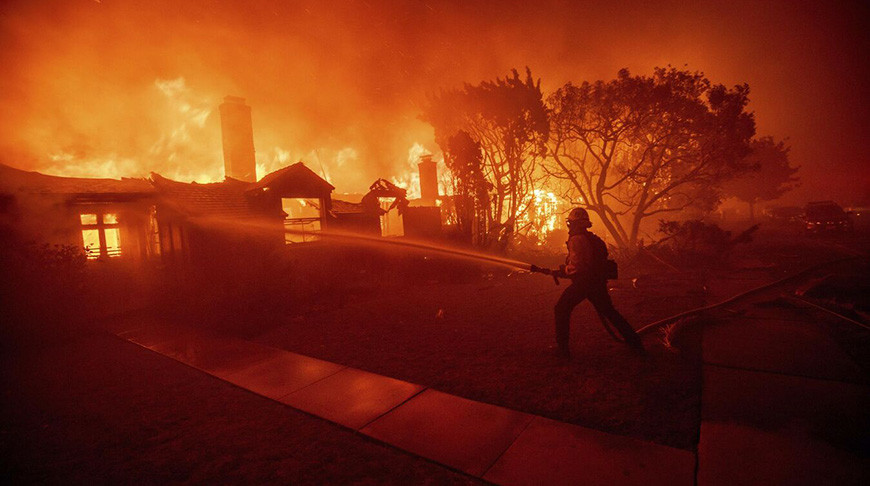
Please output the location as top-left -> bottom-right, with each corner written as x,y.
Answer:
1,0 -> 867,203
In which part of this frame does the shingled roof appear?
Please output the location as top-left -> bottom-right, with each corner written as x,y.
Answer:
0,163 -> 154,196
0,162 -> 335,221
331,199 -> 369,215
150,174 -> 265,220
247,162 -> 334,195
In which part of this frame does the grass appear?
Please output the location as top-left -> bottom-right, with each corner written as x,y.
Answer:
254,273 -> 705,450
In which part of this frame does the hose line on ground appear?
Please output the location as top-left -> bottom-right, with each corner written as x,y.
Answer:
633,255 -> 861,336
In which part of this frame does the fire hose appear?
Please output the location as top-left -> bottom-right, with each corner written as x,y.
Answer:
528,264 -> 563,286
527,254 -> 864,341
527,264 -> 627,342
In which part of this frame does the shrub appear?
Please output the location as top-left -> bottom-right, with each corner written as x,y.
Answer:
653,219 -> 733,266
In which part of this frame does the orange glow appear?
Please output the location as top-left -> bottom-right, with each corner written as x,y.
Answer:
0,1 -> 866,203
282,198 -> 322,244
79,211 -> 121,259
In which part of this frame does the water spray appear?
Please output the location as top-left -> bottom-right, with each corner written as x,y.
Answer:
194,215 -> 557,277
295,228 -> 535,271
282,227 -> 564,284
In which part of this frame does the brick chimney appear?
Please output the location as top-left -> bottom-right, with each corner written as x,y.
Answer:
418,154 -> 438,206
219,96 -> 256,182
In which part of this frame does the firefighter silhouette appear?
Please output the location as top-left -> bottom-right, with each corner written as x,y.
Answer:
532,208 -> 644,358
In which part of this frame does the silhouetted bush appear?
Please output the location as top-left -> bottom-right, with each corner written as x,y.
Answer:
0,236 -> 88,345
653,219 -> 733,266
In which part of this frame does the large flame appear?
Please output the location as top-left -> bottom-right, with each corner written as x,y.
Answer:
390,143 -> 427,199
2,1 -> 867,204
390,142 -> 453,201
42,76 -> 223,183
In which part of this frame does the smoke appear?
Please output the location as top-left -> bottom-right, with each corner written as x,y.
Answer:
0,0 -> 867,200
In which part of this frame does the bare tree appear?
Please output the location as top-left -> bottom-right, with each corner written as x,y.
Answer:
545,67 -> 756,249
422,68 -> 549,248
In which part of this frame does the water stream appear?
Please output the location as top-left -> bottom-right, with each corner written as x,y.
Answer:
194,216 -> 533,270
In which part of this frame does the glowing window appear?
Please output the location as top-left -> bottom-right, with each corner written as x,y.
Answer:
80,211 -> 122,259
82,229 -> 100,255
147,206 -> 161,257
282,198 -> 322,244
104,227 -> 121,256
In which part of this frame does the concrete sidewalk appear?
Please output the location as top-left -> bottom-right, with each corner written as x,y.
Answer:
698,300 -> 869,486
110,304 -> 869,485
111,315 -> 693,486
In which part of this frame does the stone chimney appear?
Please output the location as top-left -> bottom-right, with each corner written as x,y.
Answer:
417,154 -> 438,206
219,96 -> 256,182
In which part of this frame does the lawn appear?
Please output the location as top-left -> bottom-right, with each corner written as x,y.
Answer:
251,230 -> 863,450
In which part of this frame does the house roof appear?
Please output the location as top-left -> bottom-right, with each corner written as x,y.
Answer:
247,162 -> 335,195
367,178 -> 407,197
0,162 -> 335,220
0,163 -> 155,196
150,163 -> 334,220
150,173 -> 267,220
331,199 -> 369,215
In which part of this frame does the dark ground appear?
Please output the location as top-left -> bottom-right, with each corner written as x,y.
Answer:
253,230 -> 867,451
0,334 -> 481,484
1,228 -> 866,481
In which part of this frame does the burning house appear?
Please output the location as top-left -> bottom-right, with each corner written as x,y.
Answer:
150,161 -> 335,266
0,163 -> 159,261
0,96 -> 444,266
331,154 -> 443,239
0,97 -> 336,264
0,160 -> 335,265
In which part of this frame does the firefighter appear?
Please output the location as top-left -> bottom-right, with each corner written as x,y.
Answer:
532,208 -> 644,358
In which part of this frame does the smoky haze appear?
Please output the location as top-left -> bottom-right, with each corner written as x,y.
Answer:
1,0 -> 867,202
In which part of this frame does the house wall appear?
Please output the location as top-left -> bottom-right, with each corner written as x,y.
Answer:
0,192 -> 154,262
73,201 -> 154,261
331,213 -> 381,235
403,206 -> 442,239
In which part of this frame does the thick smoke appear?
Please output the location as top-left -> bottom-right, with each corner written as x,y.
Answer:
0,0 -> 867,200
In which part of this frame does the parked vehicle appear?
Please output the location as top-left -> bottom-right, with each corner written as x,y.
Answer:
846,206 -> 870,231
804,201 -> 853,234
763,206 -> 804,227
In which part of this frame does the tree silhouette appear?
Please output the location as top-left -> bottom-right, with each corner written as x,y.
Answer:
443,130 -> 489,244
422,68 -> 549,248
545,67 -> 756,249
722,137 -> 799,220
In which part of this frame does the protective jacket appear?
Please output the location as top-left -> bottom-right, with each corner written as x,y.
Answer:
563,228 -> 608,283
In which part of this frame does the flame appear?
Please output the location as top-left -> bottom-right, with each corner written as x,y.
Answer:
516,188 -> 565,243
532,189 -> 561,233
42,76 -> 223,183
31,73 -> 435,195
150,77 -> 213,157
256,146 -> 357,185
44,152 -> 142,180
389,143 -> 426,199
390,142 -> 453,200
146,77 -> 222,182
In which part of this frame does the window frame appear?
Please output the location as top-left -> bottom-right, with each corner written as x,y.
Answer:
281,197 -> 324,244
80,212 -> 122,259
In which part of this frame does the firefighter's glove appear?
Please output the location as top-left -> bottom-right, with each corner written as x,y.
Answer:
529,264 -> 551,275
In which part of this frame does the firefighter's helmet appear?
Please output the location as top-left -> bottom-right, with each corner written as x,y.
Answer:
567,207 -> 592,227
